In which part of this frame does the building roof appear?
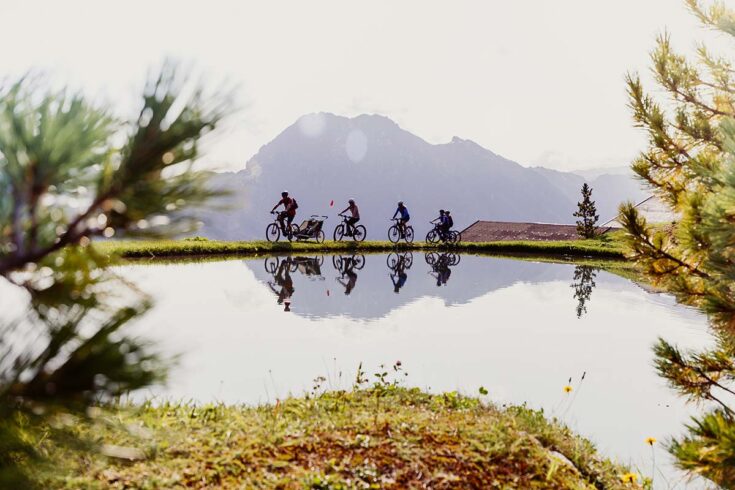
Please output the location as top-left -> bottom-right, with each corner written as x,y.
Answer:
460,221 -> 584,242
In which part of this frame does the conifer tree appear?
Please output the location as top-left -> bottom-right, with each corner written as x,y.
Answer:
573,183 -> 599,238
621,1 -> 735,486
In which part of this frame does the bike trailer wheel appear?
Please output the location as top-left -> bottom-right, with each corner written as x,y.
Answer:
315,230 -> 325,244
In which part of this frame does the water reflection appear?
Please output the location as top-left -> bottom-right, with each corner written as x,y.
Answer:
425,252 -> 460,287
264,255 -> 325,311
570,265 -> 598,318
387,251 -> 412,293
333,254 -> 364,295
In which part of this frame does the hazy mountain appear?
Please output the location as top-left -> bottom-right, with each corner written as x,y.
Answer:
195,113 -> 647,240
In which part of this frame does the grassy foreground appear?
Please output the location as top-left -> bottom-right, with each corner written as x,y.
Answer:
38,387 -> 641,489
94,233 -> 626,261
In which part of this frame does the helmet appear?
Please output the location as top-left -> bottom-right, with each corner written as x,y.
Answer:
281,191 -> 289,197
439,209 -> 445,214
446,210 -> 451,215
348,199 -> 355,204
398,201 -> 404,206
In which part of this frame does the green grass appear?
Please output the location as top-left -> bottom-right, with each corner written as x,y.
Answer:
94,232 -> 626,261
35,387 -> 641,489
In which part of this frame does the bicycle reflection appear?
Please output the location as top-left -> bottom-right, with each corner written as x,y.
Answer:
264,255 -> 325,311
333,254 -> 365,295
424,252 -> 460,287
387,251 -> 413,293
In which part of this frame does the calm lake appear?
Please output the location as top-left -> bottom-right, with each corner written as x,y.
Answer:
119,252 -> 711,488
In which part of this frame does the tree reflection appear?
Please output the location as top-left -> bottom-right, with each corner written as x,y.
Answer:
570,265 -> 597,318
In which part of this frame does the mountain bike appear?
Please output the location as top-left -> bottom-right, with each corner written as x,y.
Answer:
332,253 -> 366,272
388,218 -> 414,243
266,211 -> 298,242
425,251 -> 461,267
386,251 -> 413,269
333,214 -> 366,242
425,222 -> 461,244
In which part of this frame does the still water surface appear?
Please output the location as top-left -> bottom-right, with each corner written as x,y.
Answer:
120,253 -> 712,487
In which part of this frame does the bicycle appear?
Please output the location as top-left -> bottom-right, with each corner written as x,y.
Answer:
386,251 -> 413,269
265,211 -> 299,242
425,222 -> 461,244
333,214 -> 366,242
388,218 -> 414,243
332,253 -> 366,271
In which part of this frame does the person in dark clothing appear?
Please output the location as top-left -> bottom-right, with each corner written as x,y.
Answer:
339,199 -> 360,236
392,201 -> 410,237
271,190 -> 297,233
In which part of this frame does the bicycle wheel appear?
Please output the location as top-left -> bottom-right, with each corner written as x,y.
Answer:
387,252 -> 399,268
449,253 -> 461,266
388,225 -> 401,243
266,223 -> 280,242
264,256 -> 279,273
333,224 -> 345,242
426,229 -> 438,244
450,230 -> 461,244
425,252 -> 439,265
332,255 -> 343,270
404,226 -> 414,243
315,230 -> 325,244
352,225 -> 366,242
403,252 -> 414,268
353,254 -> 366,269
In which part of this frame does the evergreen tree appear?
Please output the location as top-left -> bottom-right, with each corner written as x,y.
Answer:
573,183 -> 599,238
621,1 -> 735,486
0,62 -> 233,486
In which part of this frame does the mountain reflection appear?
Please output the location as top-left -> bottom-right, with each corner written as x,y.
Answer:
248,253 -> 620,320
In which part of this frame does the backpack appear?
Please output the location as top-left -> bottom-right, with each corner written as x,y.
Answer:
291,198 -> 299,210
446,216 -> 454,228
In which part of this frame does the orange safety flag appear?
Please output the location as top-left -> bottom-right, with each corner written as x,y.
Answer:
329,200 -> 334,207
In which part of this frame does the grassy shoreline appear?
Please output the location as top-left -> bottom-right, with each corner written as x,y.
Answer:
95,235 -> 626,261
39,387 -> 640,489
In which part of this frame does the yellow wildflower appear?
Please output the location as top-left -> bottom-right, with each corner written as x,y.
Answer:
621,472 -> 638,483
645,436 -> 657,446
563,385 -> 573,393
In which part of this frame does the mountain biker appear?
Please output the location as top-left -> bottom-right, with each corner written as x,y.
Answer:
445,211 -> 454,232
271,191 -> 298,233
392,201 -> 410,236
432,210 -> 448,239
339,199 -> 360,236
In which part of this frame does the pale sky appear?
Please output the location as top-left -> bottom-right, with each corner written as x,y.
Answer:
0,1 -> 724,172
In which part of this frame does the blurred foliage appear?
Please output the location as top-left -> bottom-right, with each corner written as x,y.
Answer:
0,61 -> 231,274
622,1 -> 735,486
0,62 -> 232,487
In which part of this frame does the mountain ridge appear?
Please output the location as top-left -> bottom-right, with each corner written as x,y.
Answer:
194,113 -> 647,240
